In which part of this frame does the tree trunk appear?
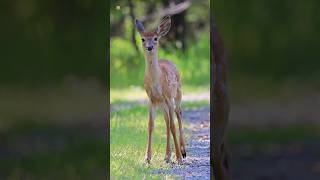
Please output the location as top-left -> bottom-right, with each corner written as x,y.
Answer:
128,0 -> 139,53
211,14 -> 232,180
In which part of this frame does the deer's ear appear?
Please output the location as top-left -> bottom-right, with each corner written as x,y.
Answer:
157,15 -> 171,37
135,19 -> 145,34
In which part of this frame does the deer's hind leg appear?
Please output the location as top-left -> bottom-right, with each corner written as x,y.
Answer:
174,89 -> 186,158
161,103 -> 171,163
167,100 -> 183,164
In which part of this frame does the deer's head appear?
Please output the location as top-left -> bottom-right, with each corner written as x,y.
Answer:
135,15 -> 171,54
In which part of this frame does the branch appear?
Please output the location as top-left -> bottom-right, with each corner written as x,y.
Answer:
140,1 -> 191,22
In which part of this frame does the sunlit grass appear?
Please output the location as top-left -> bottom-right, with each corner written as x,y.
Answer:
110,85 -> 209,103
110,105 -> 173,178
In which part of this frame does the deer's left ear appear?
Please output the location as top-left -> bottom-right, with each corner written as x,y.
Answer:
157,15 -> 171,37
135,19 -> 145,34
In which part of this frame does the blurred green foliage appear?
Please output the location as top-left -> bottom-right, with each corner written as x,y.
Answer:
0,0 -> 107,85
213,0 -> 320,84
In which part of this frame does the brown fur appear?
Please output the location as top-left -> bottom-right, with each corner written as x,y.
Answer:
141,32 -> 157,37
144,60 -> 180,104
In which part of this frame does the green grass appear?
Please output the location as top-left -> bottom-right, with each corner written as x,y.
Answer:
110,100 -> 208,178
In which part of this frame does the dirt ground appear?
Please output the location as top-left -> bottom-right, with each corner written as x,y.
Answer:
153,107 -> 210,179
229,95 -> 320,180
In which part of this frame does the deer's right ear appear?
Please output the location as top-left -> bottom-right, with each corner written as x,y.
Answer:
157,15 -> 171,37
135,19 -> 145,34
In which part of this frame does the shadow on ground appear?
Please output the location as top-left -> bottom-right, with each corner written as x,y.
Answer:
229,126 -> 320,180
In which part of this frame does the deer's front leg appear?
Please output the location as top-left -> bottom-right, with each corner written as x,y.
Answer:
145,104 -> 155,164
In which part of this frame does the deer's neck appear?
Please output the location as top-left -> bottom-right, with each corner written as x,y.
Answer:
144,51 -> 161,85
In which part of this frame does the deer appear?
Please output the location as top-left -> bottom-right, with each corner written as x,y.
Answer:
135,15 -> 186,165
211,14 -> 232,180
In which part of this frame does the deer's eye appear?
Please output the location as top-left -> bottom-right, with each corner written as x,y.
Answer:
141,38 -> 145,42
154,37 -> 158,41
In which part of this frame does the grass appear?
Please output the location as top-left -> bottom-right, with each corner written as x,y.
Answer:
228,125 -> 320,145
0,84 -> 107,179
0,121 -> 106,179
110,106 -> 169,179
110,98 -> 209,179
110,85 -> 209,103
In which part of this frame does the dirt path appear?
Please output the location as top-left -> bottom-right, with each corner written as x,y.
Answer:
153,107 -> 210,179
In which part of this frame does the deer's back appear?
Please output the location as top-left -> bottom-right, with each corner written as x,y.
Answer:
159,59 -> 181,93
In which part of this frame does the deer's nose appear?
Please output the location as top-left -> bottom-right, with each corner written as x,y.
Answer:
147,46 -> 153,51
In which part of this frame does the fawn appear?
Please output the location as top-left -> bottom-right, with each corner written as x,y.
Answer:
135,15 -> 186,165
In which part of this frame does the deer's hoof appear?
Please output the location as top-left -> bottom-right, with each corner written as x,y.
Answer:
145,157 -> 151,165
164,157 -> 171,163
176,158 -> 183,165
181,150 -> 186,158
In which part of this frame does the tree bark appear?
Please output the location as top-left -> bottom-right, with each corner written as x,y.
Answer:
211,13 -> 232,180
128,0 -> 139,53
